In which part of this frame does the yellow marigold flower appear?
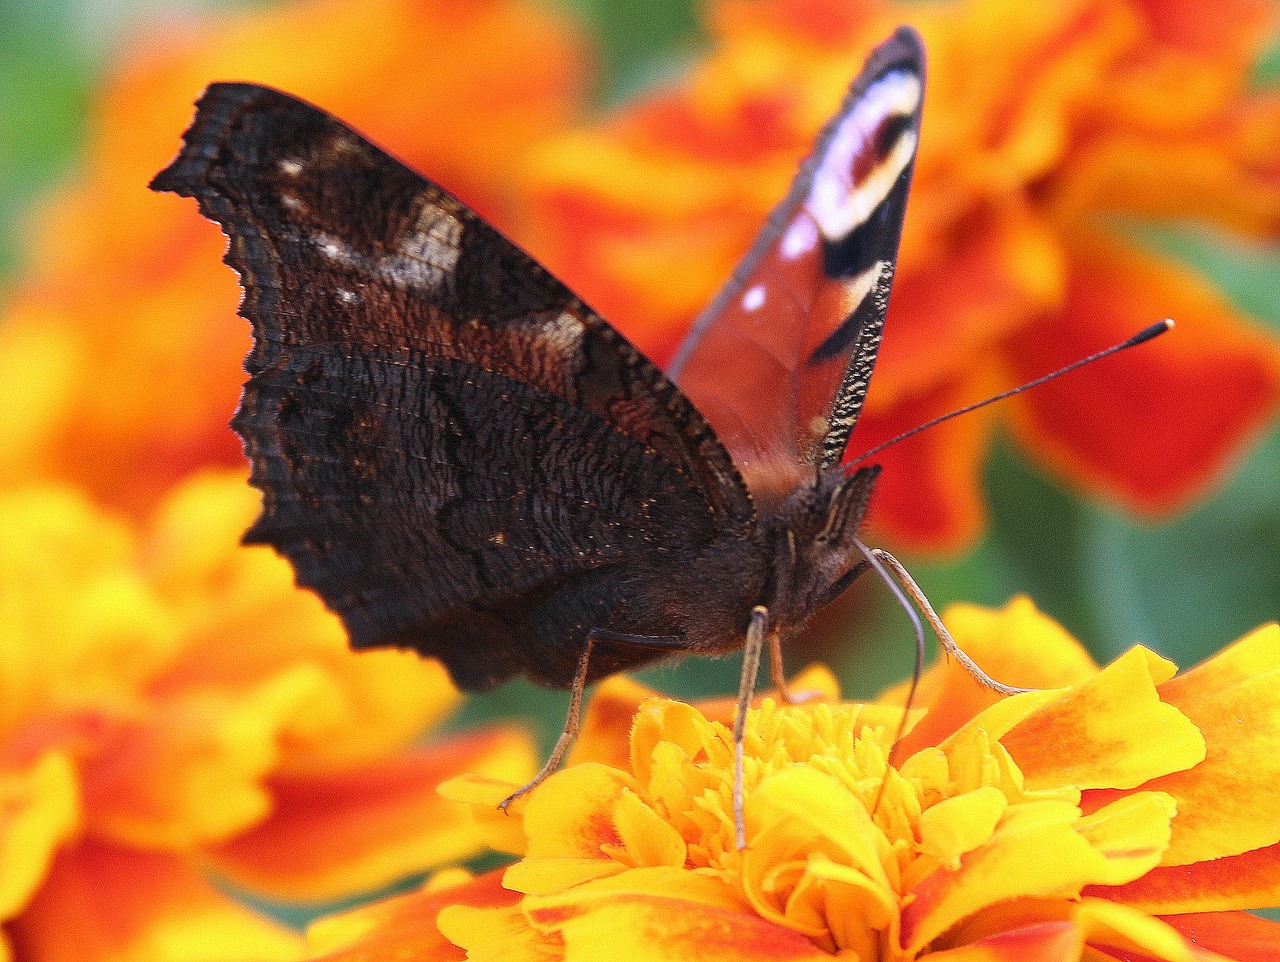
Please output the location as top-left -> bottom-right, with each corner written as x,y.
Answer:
0,0 -> 588,517
0,471 -> 535,962
522,0 -> 1280,551
309,599 -> 1280,961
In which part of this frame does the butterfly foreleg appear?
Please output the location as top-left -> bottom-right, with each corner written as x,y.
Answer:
497,627 -> 690,813
734,605 -> 769,850
869,548 -> 1032,697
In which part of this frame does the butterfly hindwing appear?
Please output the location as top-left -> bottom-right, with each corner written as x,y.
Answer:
668,28 -> 924,497
151,83 -> 758,690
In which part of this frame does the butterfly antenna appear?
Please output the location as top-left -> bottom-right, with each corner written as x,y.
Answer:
847,319 -> 1174,467
852,539 -> 925,817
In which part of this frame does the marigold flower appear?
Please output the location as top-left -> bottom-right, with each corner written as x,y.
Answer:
307,598 -> 1280,961
0,0 -> 589,516
522,0 -> 1280,550
0,471 -> 535,962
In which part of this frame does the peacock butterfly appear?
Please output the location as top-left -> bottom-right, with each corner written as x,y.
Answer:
152,28 -> 930,836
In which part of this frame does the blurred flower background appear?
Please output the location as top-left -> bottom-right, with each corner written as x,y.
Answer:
1,0 -> 1278,955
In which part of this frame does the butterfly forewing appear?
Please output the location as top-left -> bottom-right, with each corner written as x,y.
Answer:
151,83 -> 757,691
668,28 -> 924,497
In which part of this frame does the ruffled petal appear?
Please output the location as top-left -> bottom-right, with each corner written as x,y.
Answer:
889,597 -> 1098,755
1002,647 -> 1201,791
1076,898 -> 1199,962
207,726 -> 536,901
9,840 -> 300,962
902,792 -> 1170,954
1149,625 -> 1280,864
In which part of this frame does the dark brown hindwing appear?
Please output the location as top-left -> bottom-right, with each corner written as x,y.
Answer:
151,83 -> 757,689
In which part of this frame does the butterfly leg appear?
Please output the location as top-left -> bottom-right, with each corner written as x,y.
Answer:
768,631 -> 823,705
870,548 -> 1032,696
498,629 -> 688,812
734,605 -> 769,850
498,639 -> 594,813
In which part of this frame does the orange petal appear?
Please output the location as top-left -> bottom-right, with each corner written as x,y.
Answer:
208,726 -> 535,901
1160,911 -> 1280,962
903,794 -> 1167,954
1002,647 -> 1201,792
1148,625 -> 1280,864
1009,232 -> 1280,515
9,839 -> 300,962
846,375 -> 995,552
926,921 -> 1083,962
1090,839 -> 1280,914
1075,898 -> 1200,962
309,869 -> 519,962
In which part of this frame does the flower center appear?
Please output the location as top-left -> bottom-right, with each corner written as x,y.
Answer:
631,698 -> 1052,959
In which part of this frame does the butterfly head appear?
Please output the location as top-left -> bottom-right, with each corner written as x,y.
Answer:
765,464 -> 882,630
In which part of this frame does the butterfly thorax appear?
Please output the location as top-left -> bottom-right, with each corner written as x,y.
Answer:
760,464 -> 881,634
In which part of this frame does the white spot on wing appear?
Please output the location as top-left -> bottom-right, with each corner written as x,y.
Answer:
807,70 -> 921,242
281,194 -> 304,211
742,285 -> 766,312
337,289 -> 360,304
781,216 -> 818,261
544,310 -> 586,353
841,260 -> 887,317
315,233 -> 358,265
379,203 -> 464,291
279,158 -> 304,177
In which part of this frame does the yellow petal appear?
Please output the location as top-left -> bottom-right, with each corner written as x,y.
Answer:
0,753 -> 81,919
1076,898 -> 1197,962
524,763 -> 635,861
612,788 -> 687,868
917,786 -> 1007,869
1074,792 -> 1176,884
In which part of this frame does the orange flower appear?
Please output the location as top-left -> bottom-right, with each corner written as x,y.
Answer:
521,0 -> 1280,550
307,599 -> 1280,961
0,471 -> 535,961
0,0 -> 589,516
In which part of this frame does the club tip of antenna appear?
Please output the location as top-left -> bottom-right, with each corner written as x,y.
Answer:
1124,318 -> 1175,349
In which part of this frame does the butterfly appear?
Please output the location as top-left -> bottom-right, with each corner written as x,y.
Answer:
152,28 -> 939,842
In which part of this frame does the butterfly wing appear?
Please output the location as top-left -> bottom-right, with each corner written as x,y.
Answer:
152,83 -> 757,691
668,27 -> 924,504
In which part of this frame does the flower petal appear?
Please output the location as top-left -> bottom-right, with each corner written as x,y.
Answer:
1151,625 -> 1280,864
1160,911 -> 1280,962
1091,839 -> 1280,914
310,869 -> 519,962
890,597 -> 1098,755
521,867 -> 828,962
9,839 -> 300,962
208,726 -> 536,901
568,675 -> 658,771
926,921 -> 1083,962
0,753 -> 80,920
1001,647 -> 1201,791
902,795 -> 1162,954
524,763 -> 635,861
1009,233 -> 1280,515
